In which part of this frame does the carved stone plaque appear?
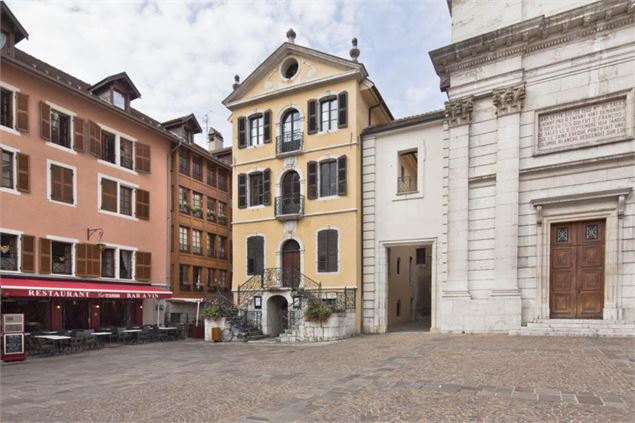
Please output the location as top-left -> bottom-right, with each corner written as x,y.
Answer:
536,97 -> 628,154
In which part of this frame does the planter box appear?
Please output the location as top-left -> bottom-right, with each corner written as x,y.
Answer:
204,317 -> 228,342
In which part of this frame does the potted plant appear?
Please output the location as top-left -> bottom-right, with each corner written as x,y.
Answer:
304,303 -> 333,324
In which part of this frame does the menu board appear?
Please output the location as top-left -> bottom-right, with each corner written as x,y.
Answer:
3,334 -> 24,354
2,314 -> 24,333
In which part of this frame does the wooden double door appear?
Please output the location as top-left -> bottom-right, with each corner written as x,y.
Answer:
550,220 -> 605,319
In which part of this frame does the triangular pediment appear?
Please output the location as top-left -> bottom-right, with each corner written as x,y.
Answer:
223,42 -> 367,108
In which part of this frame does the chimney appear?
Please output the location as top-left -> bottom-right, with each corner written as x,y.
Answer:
207,127 -> 224,153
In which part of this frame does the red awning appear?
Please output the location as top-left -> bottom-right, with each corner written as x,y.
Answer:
0,278 -> 172,299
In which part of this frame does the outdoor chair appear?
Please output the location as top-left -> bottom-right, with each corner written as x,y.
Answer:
33,338 -> 55,356
84,335 -> 99,350
69,335 -> 85,353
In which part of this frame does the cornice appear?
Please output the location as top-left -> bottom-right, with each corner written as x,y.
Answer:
430,0 -> 634,90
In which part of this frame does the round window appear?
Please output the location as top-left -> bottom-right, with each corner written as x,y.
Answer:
281,57 -> 299,80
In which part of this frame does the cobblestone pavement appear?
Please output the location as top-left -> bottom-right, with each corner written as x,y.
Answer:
2,331 -> 634,422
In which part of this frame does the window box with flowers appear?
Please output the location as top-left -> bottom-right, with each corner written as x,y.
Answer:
207,210 -> 216,222
191,206 -> 203,218
179,201 -> 190,214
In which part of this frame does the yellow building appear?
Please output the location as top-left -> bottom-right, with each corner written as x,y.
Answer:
222,30 -> 392,339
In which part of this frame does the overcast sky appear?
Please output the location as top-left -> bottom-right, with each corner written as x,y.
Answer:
9,0 -> 450,148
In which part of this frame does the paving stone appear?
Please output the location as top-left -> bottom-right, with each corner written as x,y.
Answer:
1,333 -> 633,422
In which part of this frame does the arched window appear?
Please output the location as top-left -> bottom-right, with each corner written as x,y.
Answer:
280,109 -> 302,152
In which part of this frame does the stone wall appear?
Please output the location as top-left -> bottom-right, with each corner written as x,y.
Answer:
280,311 -> 356,343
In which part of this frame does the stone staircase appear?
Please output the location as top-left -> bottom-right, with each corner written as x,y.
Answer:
513,319 -> 635,337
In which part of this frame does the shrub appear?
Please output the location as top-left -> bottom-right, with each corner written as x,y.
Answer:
304,303 -> 333,323
201,304 -> 226,319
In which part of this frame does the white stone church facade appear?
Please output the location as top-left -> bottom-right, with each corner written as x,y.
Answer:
362,0 -> 635,335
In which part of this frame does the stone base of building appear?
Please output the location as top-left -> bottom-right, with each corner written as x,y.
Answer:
440,296 -> 522,333
279,311 -> 356,343
512,319 -> 635,337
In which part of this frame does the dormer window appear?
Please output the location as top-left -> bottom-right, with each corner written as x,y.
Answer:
184,129 -> 193,143
113,90 -> 126,110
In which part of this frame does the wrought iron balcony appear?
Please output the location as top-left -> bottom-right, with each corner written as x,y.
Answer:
275,195 -> 304,221
276,130 -> 303,156
397,176 -> 418,194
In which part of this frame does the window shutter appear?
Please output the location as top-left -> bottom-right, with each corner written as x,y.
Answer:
21,235 -> 35,273
101,179 -> 118,212
62,167 -> 74,203
15,92 -> 29,132
263,110 -> 272,143
136,189 -> 150,220
136,251 -> 152,282
39,101 -> 51,141
255,237 -> 263,274
87,244 -> 101,277
73,117 -> 85,152
327,230 -> 338,272
16,153 -> 29,193
337,91 -> 348,128
238,173 -> 247,209
337,155 -> 347,196
50,165 -> 62,201
307,161 -> 318,199
76,243 -> 88,277
39,238 -> 51,274
317,231 -> 327,272
135,142 -> 151,173
263,168 -> 271,206
237,117 -> 246,149
88,120 -> 101,158
307,99 -> 318,134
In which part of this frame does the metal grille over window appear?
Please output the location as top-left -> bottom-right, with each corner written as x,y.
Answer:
556,227 -> 568,242
585,224 -> 599,240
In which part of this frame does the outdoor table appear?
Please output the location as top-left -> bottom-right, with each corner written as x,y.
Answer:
122,329 -> 142,344
158,327 -> 177,330
33,335 -> 71,353
90,332 -> 112,347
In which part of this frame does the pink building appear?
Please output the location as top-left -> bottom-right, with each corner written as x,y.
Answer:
0,2 -> 184,330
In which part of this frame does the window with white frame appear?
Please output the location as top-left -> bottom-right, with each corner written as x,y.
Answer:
51,241 -> 73,275
1,149 -> 14,190
320,98 -> 337,131
99,176 -> 137,217
0,87 -> 14,129
99,127 -> 135,170
0,232 -> 19,271
119,250 -> 133,279
101,248 -> 116,278
179,226 -> 189,252
50,108 -> 72,149
249,172 -> 264,206
49,162 -> 75,205
249,115 -> 264,146
113,90 -> 126,110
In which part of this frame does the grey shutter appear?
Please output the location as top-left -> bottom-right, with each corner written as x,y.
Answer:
307,161 -> 318,199
238,173 -> 247,209
247,236 -> 264,275
263,169 -> 271,206
263,110 -> 272,143
317,231 -> 327,272
337,155 -> 347,196
327,230 -> 338,272
237,117 -> 246,148
307,99 -> 317,134
337,91 -> 348,128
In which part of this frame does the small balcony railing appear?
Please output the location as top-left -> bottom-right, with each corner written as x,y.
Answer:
179,202 -> 190,214
276,130 -> 303,156
275,195 -> 304,221
397,176 -> 418,194
218,215 -> 228,225
191,207 -> 203,219
206,211 -> 216,222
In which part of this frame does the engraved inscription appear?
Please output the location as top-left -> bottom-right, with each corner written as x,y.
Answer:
537,98 -> 626,152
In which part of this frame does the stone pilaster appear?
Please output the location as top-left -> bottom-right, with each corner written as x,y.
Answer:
491,83 -> 524,302
443,97 -> 473,300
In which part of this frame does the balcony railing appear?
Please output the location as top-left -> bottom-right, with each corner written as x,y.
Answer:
206,211 -> 216,222
179,202 -> 190,214
397,176 -> 418,194
218,215 -> 228,225
275,195 -> 304,220
276,130 -> 303,156
191,207 -> 203,218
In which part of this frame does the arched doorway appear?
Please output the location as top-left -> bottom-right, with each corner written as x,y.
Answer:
281,239 -> 301,288
280,171 -> 301,215
266,295 -> 289,337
